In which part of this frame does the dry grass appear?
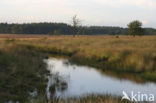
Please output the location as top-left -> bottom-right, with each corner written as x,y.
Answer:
28,95 -> 131,103
7,35 -> 156,69
0,35 -> 156,79
1,35 -> 156,102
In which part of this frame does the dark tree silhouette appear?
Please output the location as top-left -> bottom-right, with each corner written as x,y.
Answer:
128,20 -> 145,37
0,22 -> 155,35
72,15 -> 80,36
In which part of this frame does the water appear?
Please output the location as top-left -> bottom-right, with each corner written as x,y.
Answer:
45,58 -> 156,98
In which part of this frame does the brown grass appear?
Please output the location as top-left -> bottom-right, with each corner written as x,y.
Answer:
0,35 -> 156,80
1,34 -> 156,102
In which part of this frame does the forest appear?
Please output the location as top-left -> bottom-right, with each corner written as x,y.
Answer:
0,22 -> 156,35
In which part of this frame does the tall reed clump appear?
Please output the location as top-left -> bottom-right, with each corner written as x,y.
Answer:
0,43 -> 49,103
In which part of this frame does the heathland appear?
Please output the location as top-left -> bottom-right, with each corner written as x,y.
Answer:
1,35 -> 156,81
0,34 -> 156,103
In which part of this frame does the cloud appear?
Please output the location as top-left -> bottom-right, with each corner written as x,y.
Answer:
24,16 -> 34,20
120,0 -> 156,8
94,0 -> 156,9
0,0 -> 155,27
142,20 -> 148,25
0,0 -> 71,6
1,0 -> 156,9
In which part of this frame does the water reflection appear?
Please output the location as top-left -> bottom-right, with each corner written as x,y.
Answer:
45,58 -> 156,98
45,59 -> 68,101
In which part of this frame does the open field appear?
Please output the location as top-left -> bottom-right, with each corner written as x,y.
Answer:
0,34 -> 156,102
1,35 -> 156,80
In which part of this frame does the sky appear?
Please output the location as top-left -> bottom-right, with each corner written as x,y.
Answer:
0,0 -> 156,28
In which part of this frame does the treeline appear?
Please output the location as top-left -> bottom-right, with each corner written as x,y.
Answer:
78,26 -> 127,35
0,22 -> 156,35
0,23 -> 72,34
